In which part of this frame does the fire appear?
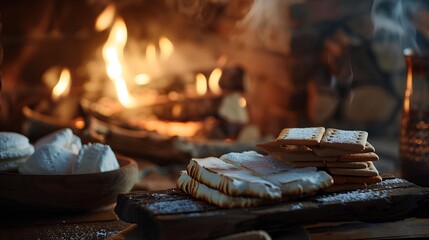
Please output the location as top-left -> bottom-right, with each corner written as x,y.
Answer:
239,96 -> 247,108
208,68 -> 222,95
135,73 -> 151,85
139,120 -> 202,137
195,68 -> 222,96
196,73 -> 207,95
95,4 -> 116,32
102,17 -> 134,108
52,68 -> 71,101
172,103 -> 182,117
159,36 -> 174,61
146,43 -> 157,68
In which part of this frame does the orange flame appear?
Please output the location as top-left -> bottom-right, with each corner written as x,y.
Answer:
146,43 -> 157,68
159,36 -> 174,61
196,73 -> 207,95
52,68 -> 71,101
208,68 -> 222,95
140,120 -> 202,137
135,73 -> 151,85
102,17 -> 134,108
95,4 -> 116,32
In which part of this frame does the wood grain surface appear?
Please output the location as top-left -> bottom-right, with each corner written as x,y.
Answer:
115,178 -> 429,240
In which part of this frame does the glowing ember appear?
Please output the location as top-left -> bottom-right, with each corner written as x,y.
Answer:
74,117 -> 86,129
208,67 -> 222,95
172,103 -> 183,118
102,17 -> 134,108
95,4 -> 116,32
139,120 -> 203,137
196,73 -> 208,95
52,68 -> 71,101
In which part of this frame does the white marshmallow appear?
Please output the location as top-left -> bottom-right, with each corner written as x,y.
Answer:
0,132 -> 34,159
0,132 -> 34,171
34,128 -> 82,154
19,144 -> 76,175
73,143 -> 119,174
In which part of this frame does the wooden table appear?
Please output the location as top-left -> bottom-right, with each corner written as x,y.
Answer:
1,185 -> 429,240
2,139 -> 429,240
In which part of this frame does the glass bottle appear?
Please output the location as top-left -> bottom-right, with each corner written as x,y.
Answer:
400,48 -> 429,186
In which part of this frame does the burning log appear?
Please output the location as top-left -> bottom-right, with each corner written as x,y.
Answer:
87,113 -> 260,164
150,94 -> 223,121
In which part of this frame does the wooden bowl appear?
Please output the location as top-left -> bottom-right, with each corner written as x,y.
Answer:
0,156 -> 138,212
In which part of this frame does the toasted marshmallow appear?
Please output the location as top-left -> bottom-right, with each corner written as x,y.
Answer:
19,144 -> 76,175
73,143 -> 119,174
34,128 -> 82,154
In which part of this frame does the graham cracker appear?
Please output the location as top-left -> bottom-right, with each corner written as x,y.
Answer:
327,162 -> 379,177
311,142 -> 375,157
256,141 -> 283,154
272,152 -> 336,162
276,127 -> 325,146
289,161 -> 326,168
332,175 -> 383,185
338,152 -> 379,162
320,128 -> 368,151
325,161 -> 370,169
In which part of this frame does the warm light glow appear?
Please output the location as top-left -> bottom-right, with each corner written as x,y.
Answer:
95,4 -> 116,32
135,73 -> 151,85
404,64 -> 413,112
52,68 -> 71,101
159,36 -> 174,61
102,17 -> 134,108
146,43 -> 157,67
172,103 -> 182,117
139,120 -> 202,137
167,91 -> 181,101
208,68 -> 222,95
239,96 -> 247,108
196,73 -> 207,95
217,55 -> 228,67
74,117 -> 85,129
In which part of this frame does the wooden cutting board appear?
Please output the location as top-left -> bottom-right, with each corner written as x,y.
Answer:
115,178 -> 429,240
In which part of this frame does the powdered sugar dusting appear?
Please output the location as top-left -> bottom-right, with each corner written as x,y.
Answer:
317,189 -> 388,203
31,223 -> 123,240
278,127 -> 324,140
373,178 -> 407,187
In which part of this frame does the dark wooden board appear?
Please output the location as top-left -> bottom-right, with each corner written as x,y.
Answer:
115,178 -> 429,240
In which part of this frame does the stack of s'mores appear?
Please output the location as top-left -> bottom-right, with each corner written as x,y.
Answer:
257,127 -> 382,192
177,151 -> 334,208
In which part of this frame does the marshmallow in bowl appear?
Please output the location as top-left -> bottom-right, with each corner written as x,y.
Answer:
34,128 -> 82,154
19,144 -> 76,175
0,132 -> 34,171
73,143 -> 119,174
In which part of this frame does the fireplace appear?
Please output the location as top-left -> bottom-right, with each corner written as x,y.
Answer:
2,0 -> 428,164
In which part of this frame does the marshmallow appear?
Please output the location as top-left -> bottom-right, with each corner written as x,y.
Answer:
0,132 -> 34,171
34,128 -> 82,154
73,143 -> 119,174
19,144 -> 76,175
